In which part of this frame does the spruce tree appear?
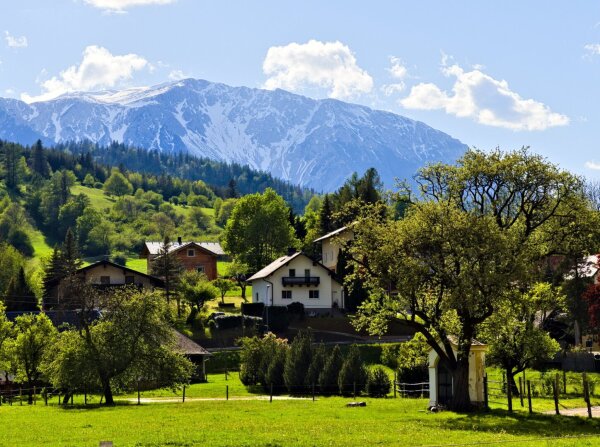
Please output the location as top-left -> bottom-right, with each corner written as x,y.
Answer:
319,194 -> 334,235
306,343 -> 326,388
5,267 -> 38,312
31,139 -> 49,178
338,344 -> 367,396
283,329 -> 313,394
150,236 -> 183,307
61,228 -> 82,276
318,344 -> 343,395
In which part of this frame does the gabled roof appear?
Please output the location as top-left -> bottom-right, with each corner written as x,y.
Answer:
247,252 -> 341,284
143,241 -> 224,256
46,259 -> 165,287
313,226 -> 349,243
173,330 -> 211,356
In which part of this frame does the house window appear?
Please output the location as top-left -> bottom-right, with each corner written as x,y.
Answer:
289,269 -> 296,277
309,290 -> 320,299
125,275 -> 135,284
304,269 -> 310,277
100,276 -> 110,285
282,290 -> 292,299
187,249 -> 195,257
196,265 -> 205,273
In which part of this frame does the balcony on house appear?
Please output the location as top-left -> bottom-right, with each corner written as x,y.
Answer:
282,276 -> 320,286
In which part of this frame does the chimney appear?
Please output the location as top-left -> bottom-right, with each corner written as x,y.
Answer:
287,247 -> 297,256
177,236 -> 182,245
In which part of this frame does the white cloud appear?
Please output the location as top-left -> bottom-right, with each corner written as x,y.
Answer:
584,43 -> 600,56
22,45 -> 148,103
585,161 -> 600,170
84,0 -> 176,12
400,61 -> 569,131
168,69 -> 186,81
262,39 -> 373,99
4,31 -> 28,48
381,56 -> 407,95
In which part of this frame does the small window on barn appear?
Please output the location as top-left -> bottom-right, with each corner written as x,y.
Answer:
282,290 -> 292,299
196,265 -> 205,273
289,269 -> 296,277
187,249 -> 195,257
309,290 -> 319,299
125,275 -> 135,284
100,276 -> 110,285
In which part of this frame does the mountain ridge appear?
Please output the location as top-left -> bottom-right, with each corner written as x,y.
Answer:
0,79 -> 468,191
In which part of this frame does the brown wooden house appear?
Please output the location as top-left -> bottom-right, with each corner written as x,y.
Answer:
140,238 -> 223,280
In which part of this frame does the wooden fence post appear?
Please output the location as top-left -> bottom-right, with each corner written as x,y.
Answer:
507,378 -> 512,413
483,375 -> 489,411
226,385 -> 229,401
353,381 -> 356,400
270,383 -> 273,403
552,379 -> 559,415
583,373 -> 592,419
137,381 -> 141,405
33,386 -> 36,405
527,380 -> 532,415
393,371 -> 397,399
518,377 -> 524,408
563,370 -> 567,395
312,382 -> 315,402
182,385 -> 186,403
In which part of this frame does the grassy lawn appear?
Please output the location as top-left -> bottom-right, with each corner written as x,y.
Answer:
1,388 -> 599,446
125,257 -> 147,273
72,184 -> 115,211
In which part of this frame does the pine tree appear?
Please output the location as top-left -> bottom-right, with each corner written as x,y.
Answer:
318,344 -> 343,395
61,228 -> 82,276
283,329 -> 313,394
31,139 -> 49,178
5,267 -> 38,311
319,194 -> 334,235
227,178 -> 237,198
150,236 -> 183,306
306,343 -> 326,388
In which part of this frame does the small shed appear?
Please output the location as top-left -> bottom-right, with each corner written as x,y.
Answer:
174,331 -> 212,383
428,339 -> 487,408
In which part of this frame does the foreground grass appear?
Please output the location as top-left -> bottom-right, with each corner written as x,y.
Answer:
1,396 -> 599,446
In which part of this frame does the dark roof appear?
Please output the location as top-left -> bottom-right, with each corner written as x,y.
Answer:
46,259 -> 165,288
173,330 -> 211,356
6,310 -> 102,329
247,252 -> 341,284
143,241 -> 224,256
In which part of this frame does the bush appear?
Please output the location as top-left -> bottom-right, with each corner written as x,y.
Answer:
265,346 -> 287,393
213,315 -> 243,330
306,343 -> 326,388
338,344 -> 367,395
287,302 -> 305,320
238,333 -> 288,386
242,302 -> 265,317
367,367 -> 391,397
218,302 -> 236,308
111,252 -> 127,266
263,306 -> 290,332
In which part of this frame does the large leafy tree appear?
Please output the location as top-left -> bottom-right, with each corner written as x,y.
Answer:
350,148 -> 590,411
103,169 -> 133,197
223,188 -> 297,272
44,287 -> 193,405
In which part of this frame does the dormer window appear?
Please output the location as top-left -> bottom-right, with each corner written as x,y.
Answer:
187,249 -> 195,257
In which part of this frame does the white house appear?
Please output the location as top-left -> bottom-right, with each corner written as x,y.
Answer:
313,226 -> 354,271
247,252 -> 344,310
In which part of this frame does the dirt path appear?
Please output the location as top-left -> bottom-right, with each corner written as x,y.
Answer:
124,396 -> 311,403
545,406 -> 600,417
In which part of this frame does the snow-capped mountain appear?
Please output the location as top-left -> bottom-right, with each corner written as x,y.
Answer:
0,79 -> 467,191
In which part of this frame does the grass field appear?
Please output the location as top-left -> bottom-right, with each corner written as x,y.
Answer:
1,372 -> 599,447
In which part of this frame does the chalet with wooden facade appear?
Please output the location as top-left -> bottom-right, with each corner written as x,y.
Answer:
140,238 -> 224,280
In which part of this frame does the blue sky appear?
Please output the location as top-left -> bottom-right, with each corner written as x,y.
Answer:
1,0 -> 600,179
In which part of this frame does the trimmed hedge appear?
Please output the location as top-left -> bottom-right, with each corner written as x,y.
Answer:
241,302 -> 265,317
263,306 -> 290,332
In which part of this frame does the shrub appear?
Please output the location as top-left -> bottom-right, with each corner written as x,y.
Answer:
319,345 -> 343,395
338,344 -> 367,395
265,346 -> 287,393
367,367 -> 391,397
306,343 -> 326,388
263,306 -> 290,332
242,302 -> 265,317
111,252 -> 127,266
287,302 -> 305,320
284,330 -> 312,394
238,333 -> 288,386
396,333 -> 429,383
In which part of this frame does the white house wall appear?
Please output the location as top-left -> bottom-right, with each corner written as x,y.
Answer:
251,256 -> 342,309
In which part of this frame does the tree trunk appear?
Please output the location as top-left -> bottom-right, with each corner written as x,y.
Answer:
241,284 -> 247,302
62,391 -> 72,406
101,376 -> 114,406
507,369 -> 519,397
449,356 -> 472,412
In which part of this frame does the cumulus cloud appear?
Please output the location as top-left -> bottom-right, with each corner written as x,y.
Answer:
381,56 -> 408,96
262,40 -> 373,99
168,69 -> 187,80
585,161 -> 600,170
22,45 -> 148,103
584,43 -> 600,56
400,61 -> 569,131
84,0 -> 176,12
4,31 -> 28,48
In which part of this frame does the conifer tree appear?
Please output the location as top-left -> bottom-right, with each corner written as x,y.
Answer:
31,139 -> 49,178
338,344 -> 367,395
150,236 -> 183,306
318,344 -> 343,395
5,267 -> 38,312
283,329 -> 312,394
319,194 -> 334,235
